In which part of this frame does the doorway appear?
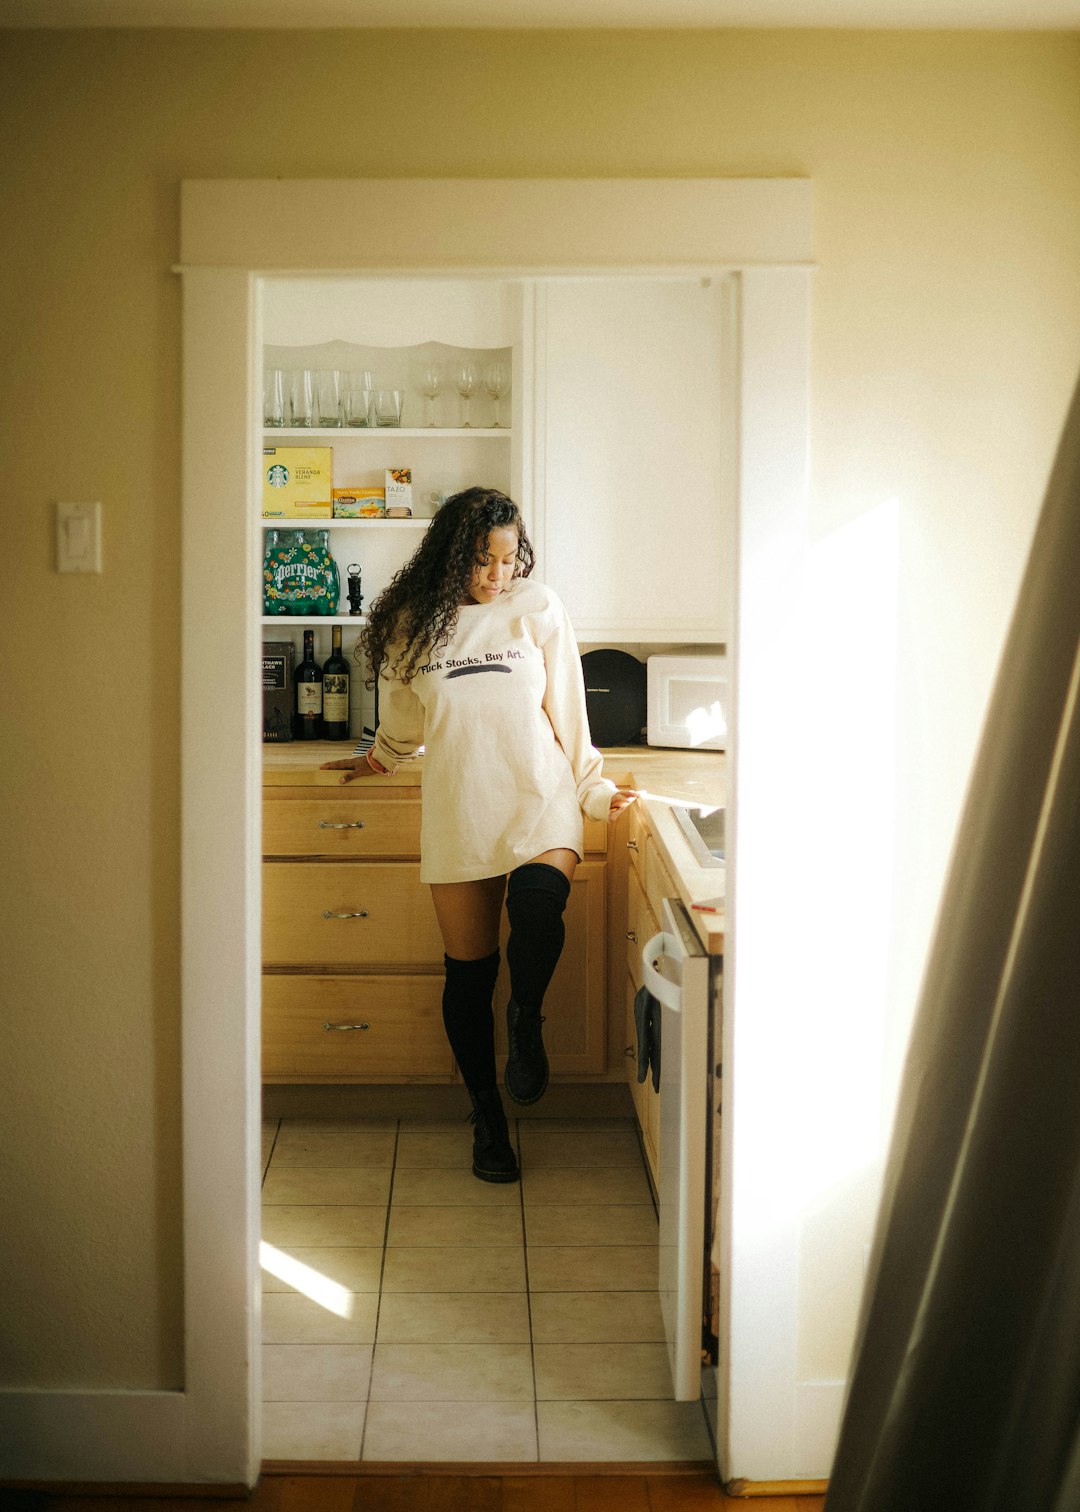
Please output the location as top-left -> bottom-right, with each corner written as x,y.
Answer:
178,176 -> 814,1486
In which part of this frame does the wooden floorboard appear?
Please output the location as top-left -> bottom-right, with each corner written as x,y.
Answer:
0,1470 -> 828,1511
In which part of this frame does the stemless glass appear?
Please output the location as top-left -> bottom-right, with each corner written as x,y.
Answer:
342,372 -> 372,427
419,363 -> 443,427
482,361 -> 510,428
455,361 -> 479,428
315,369 -> 342,427
263,368 -> 285,427
288,368 -> 314,428
374,389 -> 405,428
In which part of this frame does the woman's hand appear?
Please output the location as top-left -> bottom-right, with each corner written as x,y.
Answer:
607,787 -> 640,821
319,752 -> 386,785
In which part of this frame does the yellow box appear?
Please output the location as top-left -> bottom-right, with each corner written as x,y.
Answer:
333,486 -> 385,519
262,447 -> 333,518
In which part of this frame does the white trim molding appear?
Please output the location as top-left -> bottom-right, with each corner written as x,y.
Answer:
3,178 -> 813,1488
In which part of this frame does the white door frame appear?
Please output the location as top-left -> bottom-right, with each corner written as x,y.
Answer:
0,180 -> 814,1487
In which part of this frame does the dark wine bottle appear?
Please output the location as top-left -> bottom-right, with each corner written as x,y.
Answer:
322,624 -> 350,740
295,628 -> 323,740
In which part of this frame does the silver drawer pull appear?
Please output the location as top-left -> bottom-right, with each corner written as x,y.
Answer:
323,1021 -> 370,1032
626,838 -> 639,852
625,928 -> 638,943
319,820 -> 366,830
322,909 -> 370,920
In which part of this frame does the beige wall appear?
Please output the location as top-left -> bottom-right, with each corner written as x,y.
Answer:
1,27 -> 1078,1392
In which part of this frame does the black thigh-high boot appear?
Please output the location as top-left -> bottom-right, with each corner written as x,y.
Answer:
504,863 -> 571,1105
442,951 -> 518,1183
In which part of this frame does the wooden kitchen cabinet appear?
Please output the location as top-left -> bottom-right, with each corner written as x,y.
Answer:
261,774 -> 611,1084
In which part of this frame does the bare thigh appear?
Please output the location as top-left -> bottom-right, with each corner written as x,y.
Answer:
527,847 -> 579,883
430,874 -> 507,960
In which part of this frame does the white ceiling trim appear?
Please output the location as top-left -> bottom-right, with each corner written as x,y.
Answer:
3,0 -> 1080,29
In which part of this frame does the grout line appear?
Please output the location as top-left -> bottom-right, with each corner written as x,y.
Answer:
359,1117 -> 400,1463
516,1115 -> 543,1463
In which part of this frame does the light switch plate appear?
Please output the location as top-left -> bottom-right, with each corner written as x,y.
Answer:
57,501 -> 102,573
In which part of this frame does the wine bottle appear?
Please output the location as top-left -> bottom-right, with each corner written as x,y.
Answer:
295,628 -> 323,740
322,624 -> 351,740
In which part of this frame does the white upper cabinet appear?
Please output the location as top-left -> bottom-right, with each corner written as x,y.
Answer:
536,279 -> 726,643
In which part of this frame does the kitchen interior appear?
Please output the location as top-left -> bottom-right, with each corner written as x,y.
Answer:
258,273 -> 730,1464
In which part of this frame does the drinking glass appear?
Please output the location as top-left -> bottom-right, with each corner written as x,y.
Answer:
374,388 -> 405,427
263,369 -> 285,427
419,363 -> 443,427
455,361 -> 479,428
315,369 -> 342,427
288,368 -> 314,428
483,361 -> 510,428
342,373 -> 372,427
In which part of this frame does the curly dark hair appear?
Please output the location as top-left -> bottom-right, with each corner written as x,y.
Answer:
359,486 -> 535,686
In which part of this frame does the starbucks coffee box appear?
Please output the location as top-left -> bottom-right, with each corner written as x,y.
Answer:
262,641 -> 294,743
263,447 -> 333,518
333,486 -> 385,518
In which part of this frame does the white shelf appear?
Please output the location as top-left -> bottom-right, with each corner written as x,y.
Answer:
262,616 -> 367,626
264,427 -> 511,440
262,516 -> 430,529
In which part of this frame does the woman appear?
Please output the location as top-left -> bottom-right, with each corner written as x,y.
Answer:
322,486 -> 637,1183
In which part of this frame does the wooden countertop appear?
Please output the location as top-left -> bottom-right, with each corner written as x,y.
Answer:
263,741 -> 726,953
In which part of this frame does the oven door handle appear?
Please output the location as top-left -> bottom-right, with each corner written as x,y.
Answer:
642,930 -> 682,1011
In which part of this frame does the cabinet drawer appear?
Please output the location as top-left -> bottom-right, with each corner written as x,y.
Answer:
624,803 -> 647,881
263,862 -> 443,968
626,865 -> 660,989
262,975 -> 453,1081
646,842 -> 679,922
263,796 -> 421,858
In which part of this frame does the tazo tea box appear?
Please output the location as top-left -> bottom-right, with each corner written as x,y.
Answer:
333,486 -> 385,519
262,641 -> 294,743
262,447 -> 333,518
384,467 -> 413,517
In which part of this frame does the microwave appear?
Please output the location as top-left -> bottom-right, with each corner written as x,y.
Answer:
646,653 -> 728,750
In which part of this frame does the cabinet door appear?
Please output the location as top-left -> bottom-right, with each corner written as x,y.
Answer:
539,279 -> 725,640
493,859 -> 606,1076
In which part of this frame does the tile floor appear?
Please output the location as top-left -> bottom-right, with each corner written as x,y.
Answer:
260,1114 -> 715,1464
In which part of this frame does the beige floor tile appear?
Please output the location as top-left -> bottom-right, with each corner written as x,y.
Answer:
536,1399 -> 713,1461
530,1290 -> 664,1344
395,1127 -> 478,1167
363,1399 -> 537,1462
272,1123 -> 397,1167
376,1292 -> 531,1344
392,1167 -> 521,1206
262,1166 -> 392,1206
522,1166 -> 651,1207
525,1205 -> 658,1246
370,1341 -> 534,1402
261,1290 -> 379,1344
261,1204 -> 388,1248
260,1245 -> 384,1294
527,1246 -> 658,1292
261,1400 -> 365,1461
382,1245 -> 526,1294
261,1120 -> 279,1177
516,1130 -> 643,1168
387,1204 -> 523,1249
261,1343 -> 372,1402
534,1342 -> 674,1401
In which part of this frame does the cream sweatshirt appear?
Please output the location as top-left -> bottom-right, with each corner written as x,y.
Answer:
370,578 -> 617,883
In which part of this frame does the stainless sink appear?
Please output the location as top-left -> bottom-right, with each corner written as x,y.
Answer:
669,805 -> 725,869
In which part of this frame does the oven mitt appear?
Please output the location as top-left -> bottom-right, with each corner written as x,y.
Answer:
634,984 -> 662,1092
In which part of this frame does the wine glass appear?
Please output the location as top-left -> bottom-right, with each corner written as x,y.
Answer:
455,361 -> 479,428
419,363 -> 443,428
483,361 -> 510,428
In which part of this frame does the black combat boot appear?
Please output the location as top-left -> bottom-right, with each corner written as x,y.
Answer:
468,1087 -> 519,1183
504,997 -> 549,1105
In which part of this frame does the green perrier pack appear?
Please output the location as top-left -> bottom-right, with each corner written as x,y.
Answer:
263,529 -> 340,616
